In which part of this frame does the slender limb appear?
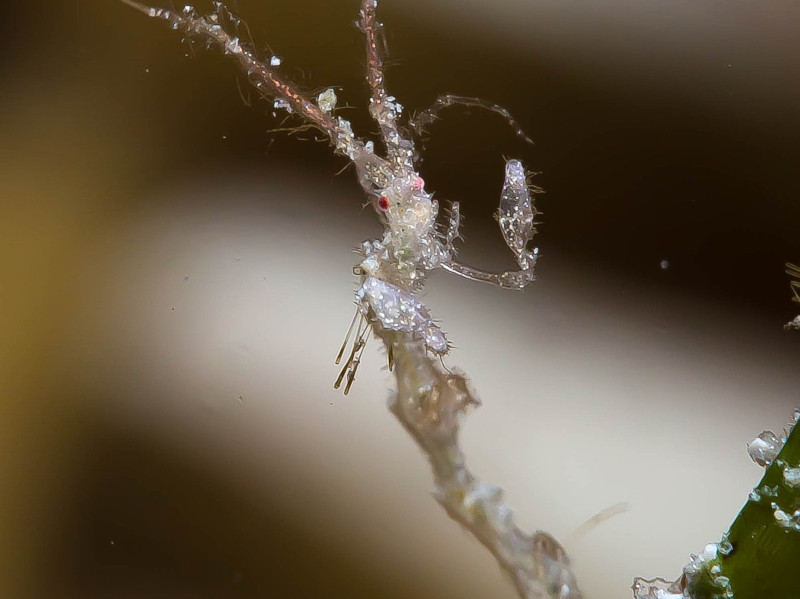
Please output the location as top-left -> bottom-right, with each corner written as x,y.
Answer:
785,264 -> 800,329
118,1 -> 350,149
335,308 -> 361,365
334,311 -> 370,395
441,259 -> 536,290
410,94 -> 534,145
118,0 -> 149,14
791,281 -> 800,304
359,0 -> 415,167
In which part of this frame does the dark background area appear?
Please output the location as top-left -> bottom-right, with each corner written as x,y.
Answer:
2,1 -> 800,598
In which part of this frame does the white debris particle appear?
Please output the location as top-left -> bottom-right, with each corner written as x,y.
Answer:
317,88 -> 338,113
270,55 -> 281,66
761,484 -> 780,498
631,577 -> 683,599
718,534 -> 733,556
224,36 -> 241,55
747,430 -> 783,467
783,465 -> 800,488
273,98 -> 292,113
771,502 -> 800,530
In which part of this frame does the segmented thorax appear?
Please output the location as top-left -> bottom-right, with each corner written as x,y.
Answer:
354,152 -> 445,290
348,154 -> 451,359
379,171 -> 442,278
356,277 -> 448,354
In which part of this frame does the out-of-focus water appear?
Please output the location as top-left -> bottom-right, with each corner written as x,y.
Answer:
2,1 -> 800,597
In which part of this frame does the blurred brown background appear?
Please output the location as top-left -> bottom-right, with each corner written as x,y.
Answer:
2,1 -> 800,598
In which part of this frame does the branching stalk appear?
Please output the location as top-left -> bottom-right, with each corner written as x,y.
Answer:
119,1 -> 579,597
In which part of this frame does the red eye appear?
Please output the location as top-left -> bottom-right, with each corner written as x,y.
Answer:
413,176 -> 424,190
378,196 -> 389,210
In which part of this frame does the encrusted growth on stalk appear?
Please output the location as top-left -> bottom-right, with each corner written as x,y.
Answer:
634,410 -> 800,599
386,333 -> 580,599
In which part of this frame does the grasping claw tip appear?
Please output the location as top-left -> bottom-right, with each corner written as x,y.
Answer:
334,366 -> 347,389
344,367 -> 358,395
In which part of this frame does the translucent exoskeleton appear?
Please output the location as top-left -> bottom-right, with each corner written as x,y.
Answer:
119,0 -> 542,393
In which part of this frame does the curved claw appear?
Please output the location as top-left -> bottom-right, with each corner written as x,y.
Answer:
497,159 -> 538,268
442,159 -> 539,291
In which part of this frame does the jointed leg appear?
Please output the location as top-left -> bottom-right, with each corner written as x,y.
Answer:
410,94 -> 534,145
791,281 -> 800,304
334,310 -> 370,395
786,264 -> 800,303
441,258 -> 537,291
